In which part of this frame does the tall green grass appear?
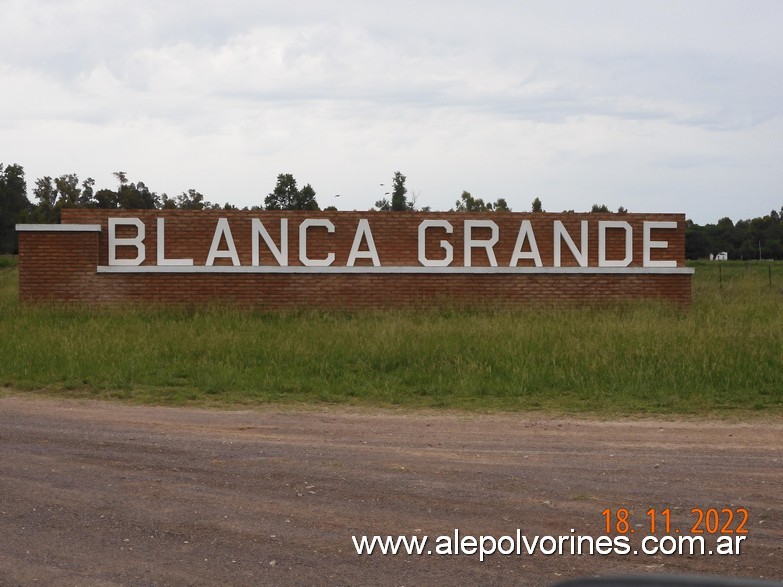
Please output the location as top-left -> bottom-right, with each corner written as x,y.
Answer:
1,261 -> 781,414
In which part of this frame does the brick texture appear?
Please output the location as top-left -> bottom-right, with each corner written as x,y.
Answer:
15,210 -> 692,308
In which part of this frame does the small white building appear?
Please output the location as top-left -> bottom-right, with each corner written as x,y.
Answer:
714,251 -> 728,261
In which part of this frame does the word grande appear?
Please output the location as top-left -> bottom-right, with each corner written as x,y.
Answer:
109,216 -> 678,269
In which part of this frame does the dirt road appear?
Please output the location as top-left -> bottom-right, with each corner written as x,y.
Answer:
0,395 -> 780,586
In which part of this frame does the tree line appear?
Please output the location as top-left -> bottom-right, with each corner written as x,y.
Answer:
685,213 -> 783,261
0,165 -> 325,253
1,162 -> 782,259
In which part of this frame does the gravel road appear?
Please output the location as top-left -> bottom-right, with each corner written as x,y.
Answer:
1,395 -> 780,586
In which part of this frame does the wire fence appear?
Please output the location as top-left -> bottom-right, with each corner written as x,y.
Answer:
689,260 -> 781,291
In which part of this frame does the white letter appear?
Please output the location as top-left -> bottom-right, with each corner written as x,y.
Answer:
539,536 -> 557,555
252,218 -> 288,266
460,535 -> 477,555
598,221 -> 632,267
554,220 -> 588,267
299,219 -> 335,266
479,536 -> 497,562
347,219 -> 381,266
497,536 -> 515,556
613,536 -> 631,555
206,218 -> 240,266
157,218 -> 193,266
418,220 -> 453,267
509,220 -> 542,267
108,218 -> 145,266
464,220 -> 499,267
642,536 -> 659,555
595,536 -> 614,555
658,536 -> 677,555
643,221 -> 677,267
435,536 -> 453,555
734,535 -> 746,554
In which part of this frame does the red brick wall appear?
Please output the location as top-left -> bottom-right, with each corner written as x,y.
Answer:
18,229 -> 100,303
16,210 -> 692,308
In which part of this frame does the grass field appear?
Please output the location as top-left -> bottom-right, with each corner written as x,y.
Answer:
1,258 -> 781,415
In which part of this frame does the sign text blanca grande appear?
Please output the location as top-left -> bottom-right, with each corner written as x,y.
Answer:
107,217 -> 679,269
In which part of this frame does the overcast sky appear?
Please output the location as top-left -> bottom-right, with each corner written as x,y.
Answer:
1,0 -> 781,223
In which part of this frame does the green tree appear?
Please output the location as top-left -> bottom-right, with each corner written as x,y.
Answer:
93,172 -> 158,209
80,177 -> 96,207
265,173 -> 319,210
685,220 -> 710,260
94,188 -> 119,209
686,212 -> 783,260
116,178 -> 158,209
454,191 -> 510,212
176,189 -> 213,210
160,193 -> 178,209
493,198 -> 510,212
390,171 -> 410,211
32,173 -> 95,219
294,183 -> 319,210
54,174 -> 82,208
32,176 -> 60,222
590,204 -> 610,213
265,173 -> 298,209
0,163 -> 31,253
30,173 -> 90,222
455,190 -> 490,211
531,197 -> 543,212
377,171 -> 413,211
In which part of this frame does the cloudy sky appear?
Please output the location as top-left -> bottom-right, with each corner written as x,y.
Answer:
1,0 -> 781,223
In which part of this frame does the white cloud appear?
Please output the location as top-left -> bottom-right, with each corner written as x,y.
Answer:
1,0 -> 781,223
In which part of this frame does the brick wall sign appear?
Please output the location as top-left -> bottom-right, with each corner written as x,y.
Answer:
16,209 -> 693,308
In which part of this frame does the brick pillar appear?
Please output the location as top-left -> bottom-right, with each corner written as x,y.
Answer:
16,224 -> 101,303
